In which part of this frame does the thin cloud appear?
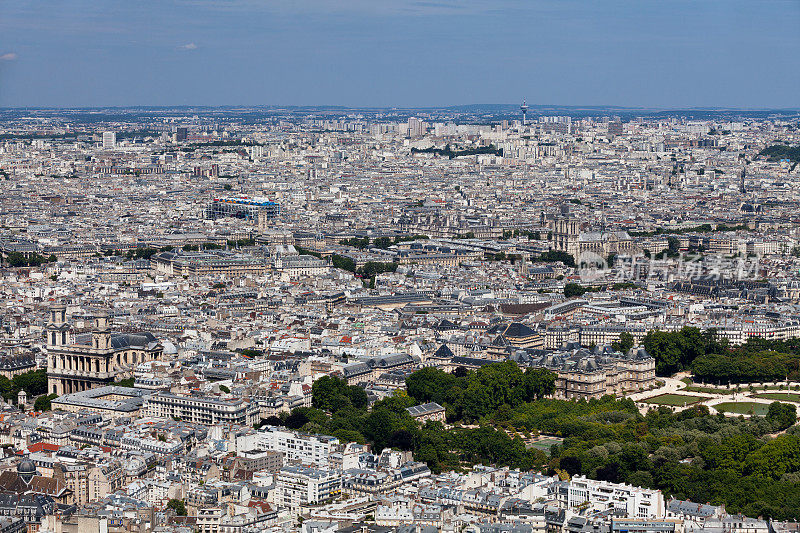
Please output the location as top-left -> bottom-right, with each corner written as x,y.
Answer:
176,0 -> 491,16
0,52 -> 18,61
178,43 -> 198,50
412,1 -> 464,9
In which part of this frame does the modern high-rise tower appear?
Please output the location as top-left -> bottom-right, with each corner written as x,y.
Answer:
520,99 -> 529,126
739,165 -> 747,194
102,131 -> 116,149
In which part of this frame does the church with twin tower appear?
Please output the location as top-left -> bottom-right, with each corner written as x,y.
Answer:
46,305 -> 163,396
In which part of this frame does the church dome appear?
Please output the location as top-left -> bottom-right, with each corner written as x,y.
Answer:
18,458 -> 36,484
17,459 -> 35,474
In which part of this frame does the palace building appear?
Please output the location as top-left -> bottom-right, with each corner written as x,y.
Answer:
46,306 -> 163,396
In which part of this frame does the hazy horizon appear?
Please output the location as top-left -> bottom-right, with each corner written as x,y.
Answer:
1,103 -> 800,112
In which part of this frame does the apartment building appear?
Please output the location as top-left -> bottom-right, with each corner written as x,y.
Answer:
254,428 -> 339,468
144,392 -> 259,426
562,476 -> 665,518
275,465 -> 341,511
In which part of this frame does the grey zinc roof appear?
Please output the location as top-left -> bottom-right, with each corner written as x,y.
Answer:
405,402 -> 444,417
433,344 -> 454,359
666,498 -> 721,517
109,332 -> 159,349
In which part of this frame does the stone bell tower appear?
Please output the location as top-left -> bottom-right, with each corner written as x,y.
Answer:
92,313 -> 111,351
46,304 -> 70,348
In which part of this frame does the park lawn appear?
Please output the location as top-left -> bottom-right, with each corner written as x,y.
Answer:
753,392 -> 800,403
715,402 -> 770,416
644,393 -> 708,406
684,385 -> 733,395
527,436 -> 563,451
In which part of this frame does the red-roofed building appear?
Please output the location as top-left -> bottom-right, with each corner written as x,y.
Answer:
26,443 -> 60,454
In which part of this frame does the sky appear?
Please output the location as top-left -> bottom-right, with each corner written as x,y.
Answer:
0,0 -> 798,109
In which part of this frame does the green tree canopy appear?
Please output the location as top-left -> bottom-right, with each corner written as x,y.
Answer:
564,283 -> 587,298
34,393 -> 58,412
643,327 -> 721,376
767,402 -> 797,431
612,332 -> 635,353
166,499 -> 187,516
312,375 -> 367,412
406,362 -> 555,422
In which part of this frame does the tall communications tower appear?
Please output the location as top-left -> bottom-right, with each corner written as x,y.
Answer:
520,99 -> 529,126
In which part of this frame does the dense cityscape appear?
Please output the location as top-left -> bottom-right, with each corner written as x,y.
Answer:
0,104 -> 797,532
